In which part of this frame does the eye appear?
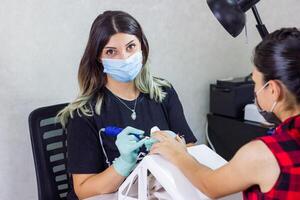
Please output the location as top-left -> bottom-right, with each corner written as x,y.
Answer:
127,43 -> 136,51
105,49 -> 116,56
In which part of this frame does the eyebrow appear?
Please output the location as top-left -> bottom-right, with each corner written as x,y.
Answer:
126,40 -> 135,46
104,46 -> 117,49
104,40 -> 135,49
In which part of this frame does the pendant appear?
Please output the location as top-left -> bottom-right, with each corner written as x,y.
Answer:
131,111 -> 136,120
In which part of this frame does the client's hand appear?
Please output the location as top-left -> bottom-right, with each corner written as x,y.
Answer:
144,130 -> 186,151
149,131 -> 188,165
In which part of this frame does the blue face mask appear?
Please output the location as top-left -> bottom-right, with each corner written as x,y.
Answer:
102,51 -> 143,82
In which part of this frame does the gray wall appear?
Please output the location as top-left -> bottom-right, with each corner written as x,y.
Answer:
0,0 -> 299,199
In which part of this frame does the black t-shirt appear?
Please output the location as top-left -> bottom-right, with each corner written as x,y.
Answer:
66,86 -> 197,199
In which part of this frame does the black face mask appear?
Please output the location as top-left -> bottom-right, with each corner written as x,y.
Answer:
254,81 -> 282,126
254,98 -> 282,126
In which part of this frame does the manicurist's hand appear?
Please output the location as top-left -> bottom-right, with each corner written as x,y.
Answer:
113,126 -> 147,176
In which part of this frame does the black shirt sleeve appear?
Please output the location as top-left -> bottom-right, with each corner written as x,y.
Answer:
163,86 -> 197,144
66,112 -> 105,174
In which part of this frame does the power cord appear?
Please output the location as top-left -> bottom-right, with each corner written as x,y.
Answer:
205,120 -> 216,152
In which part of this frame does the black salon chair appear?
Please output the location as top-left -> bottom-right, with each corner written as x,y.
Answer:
28,103 -> 70,200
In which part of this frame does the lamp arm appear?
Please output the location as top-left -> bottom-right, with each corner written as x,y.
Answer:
251,5 -> 269,38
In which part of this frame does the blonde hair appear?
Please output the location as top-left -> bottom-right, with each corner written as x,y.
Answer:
57,63 -> 171,127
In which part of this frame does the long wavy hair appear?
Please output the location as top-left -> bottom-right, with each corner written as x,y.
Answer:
57,11 -> 171,127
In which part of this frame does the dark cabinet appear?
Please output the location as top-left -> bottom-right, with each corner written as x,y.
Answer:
207,113 -> 272,161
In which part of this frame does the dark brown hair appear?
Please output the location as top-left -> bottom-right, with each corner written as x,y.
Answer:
79,10 -> 149,95
58,11 -> 171,126
253,28 -> 300,103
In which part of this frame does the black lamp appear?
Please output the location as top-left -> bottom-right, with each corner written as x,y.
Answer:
207,0 -> 269,38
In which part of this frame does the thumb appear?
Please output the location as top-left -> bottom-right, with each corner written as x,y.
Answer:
131,137 -> 148,150
122,126 -> 144,136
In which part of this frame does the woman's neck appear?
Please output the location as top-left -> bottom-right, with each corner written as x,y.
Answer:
105,75 -> 139,100
277,104 -> 300,122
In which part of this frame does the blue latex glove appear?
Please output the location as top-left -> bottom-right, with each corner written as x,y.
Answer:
113,126 -> 147,176
145,130 -> 177,151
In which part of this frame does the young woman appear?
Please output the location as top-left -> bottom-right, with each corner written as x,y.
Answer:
58,11 -> 197,199
151,28 -> 300,200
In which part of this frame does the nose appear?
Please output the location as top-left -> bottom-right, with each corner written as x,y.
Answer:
119,51 -> 131,60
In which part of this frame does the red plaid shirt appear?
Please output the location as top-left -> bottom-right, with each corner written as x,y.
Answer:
243,114 -> 300,200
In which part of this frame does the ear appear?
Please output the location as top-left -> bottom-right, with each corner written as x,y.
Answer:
268,80 -> 283,102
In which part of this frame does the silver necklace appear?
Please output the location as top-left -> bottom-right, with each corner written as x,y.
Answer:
112,93 -> 138,120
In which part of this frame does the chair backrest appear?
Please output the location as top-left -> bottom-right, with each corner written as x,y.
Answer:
29,103 -> 69,200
